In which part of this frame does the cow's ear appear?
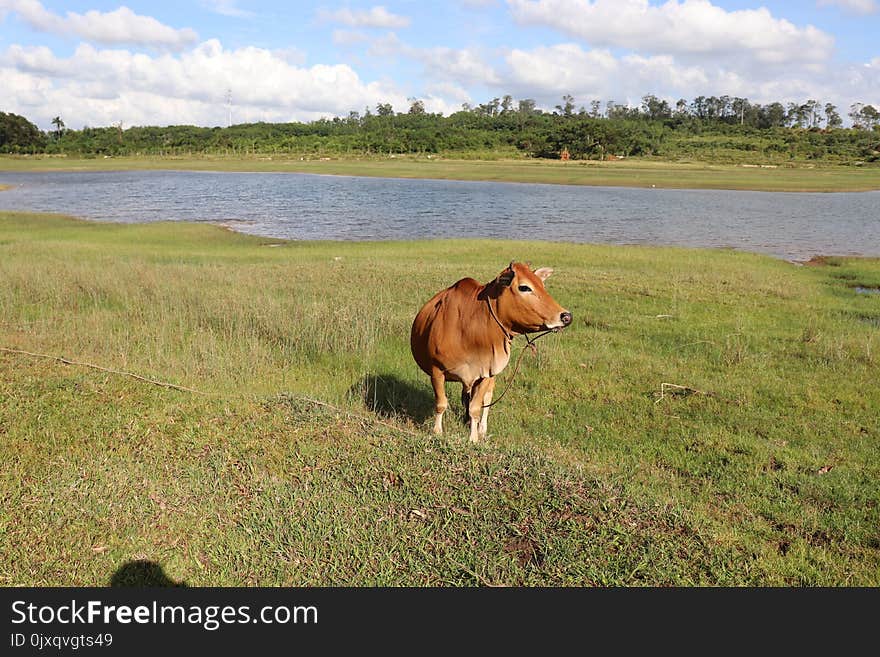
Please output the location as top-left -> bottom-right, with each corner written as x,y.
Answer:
534,267 -> 553,281
497,265 -> 515,287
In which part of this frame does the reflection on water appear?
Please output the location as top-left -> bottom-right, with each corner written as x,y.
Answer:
0,169 -> 877,260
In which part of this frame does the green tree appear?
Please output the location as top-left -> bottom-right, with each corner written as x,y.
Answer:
476,98 -> 501,117
517,99 -> 537,115
51,116 -> 65,139
803,100 -> 821,128
0,111 -> 47,152
824,103 -> 842,129
786,102 -> 810,128
555,94 -> 576,117
690,96 -> 707,120
762,102 -> 787,128
859,104 -> 880,130
674,98 -> 689,117
641,94 -> 671,120
731,97 -> 749,125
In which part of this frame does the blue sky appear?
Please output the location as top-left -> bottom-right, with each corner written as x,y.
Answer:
1,0 -> 878,129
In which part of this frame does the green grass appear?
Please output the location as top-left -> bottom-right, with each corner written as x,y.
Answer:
2,154 -> 879,191
1,212 -> 879,585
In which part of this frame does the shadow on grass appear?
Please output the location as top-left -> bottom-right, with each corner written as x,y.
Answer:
109,560 -> 188,587
351,373 -> 435,425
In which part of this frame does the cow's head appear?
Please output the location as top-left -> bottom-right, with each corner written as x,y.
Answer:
491,261 -> 572,334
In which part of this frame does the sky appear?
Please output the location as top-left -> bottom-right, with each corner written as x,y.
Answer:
0,0 -> 878,130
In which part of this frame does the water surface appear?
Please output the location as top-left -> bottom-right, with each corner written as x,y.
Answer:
0,170 -> 877,260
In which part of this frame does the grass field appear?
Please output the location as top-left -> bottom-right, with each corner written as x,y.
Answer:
1,211 -> 879,585
2,154 -> 879,192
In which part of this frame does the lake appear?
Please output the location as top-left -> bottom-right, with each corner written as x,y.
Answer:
0,169 -> 878,261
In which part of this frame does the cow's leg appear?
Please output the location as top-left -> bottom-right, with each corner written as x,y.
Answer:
460,385 -> 471,424
468,377 -> 495,443
477,376 -> 496,438
430,368 -> 448,434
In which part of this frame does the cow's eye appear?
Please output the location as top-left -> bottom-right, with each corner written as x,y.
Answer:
518,284 -> 532,293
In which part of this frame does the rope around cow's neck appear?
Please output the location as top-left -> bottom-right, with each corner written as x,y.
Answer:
485,296 -> 514,343
481,297 -> 556,409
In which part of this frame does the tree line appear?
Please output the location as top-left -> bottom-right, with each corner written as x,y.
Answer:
2,94 -> 879,163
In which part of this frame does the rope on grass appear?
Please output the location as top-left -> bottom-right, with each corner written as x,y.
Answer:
279,393 -> 422,437
654,382 -> 711,405
0,346 -> 209,395
0,345 -> 421,437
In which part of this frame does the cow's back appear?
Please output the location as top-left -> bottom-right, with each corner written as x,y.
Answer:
410,277 -> 483,376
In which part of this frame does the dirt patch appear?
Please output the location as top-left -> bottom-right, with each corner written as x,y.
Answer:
854,314 -> 880,328
766,456 -> 785,472
800,255 -> 840,267
504,536 -> 544,568
211,219 -> 256,233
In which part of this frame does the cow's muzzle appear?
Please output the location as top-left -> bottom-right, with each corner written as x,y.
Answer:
549,311 -> 573,332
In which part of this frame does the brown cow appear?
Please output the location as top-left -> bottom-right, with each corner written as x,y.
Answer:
410,262 -> 571,443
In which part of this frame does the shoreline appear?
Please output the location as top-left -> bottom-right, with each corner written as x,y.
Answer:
2,209 -> 876,263
2,155 -> 879,193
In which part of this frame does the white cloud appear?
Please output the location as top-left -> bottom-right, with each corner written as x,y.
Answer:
501,41 -> 879,114
313,22 -> 877,118
332,29 -> 370,46
843,58 -> 880,107
412,46 -> 502,87
416,93 -> 468,116
2,5 -> 877,132
508,0 -> 834,65
0,0 -> 198,49
317,5 -> 411,29
271,47 -> 307,66
423,81 -> 473,107
354,31 -> 500,87
506,45 -> 619,95
0,39 -> 412,129
817,0 -> 878,15
200,0 -> 254,18
365,31 -> 404,57
200,0 -> 255,19
503,44 -> 716,108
